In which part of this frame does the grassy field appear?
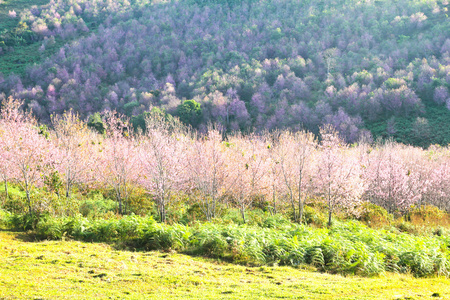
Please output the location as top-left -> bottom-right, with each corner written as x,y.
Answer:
1,229 -> 450,300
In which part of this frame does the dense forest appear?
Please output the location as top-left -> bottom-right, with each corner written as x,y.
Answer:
0,0 -> 449,146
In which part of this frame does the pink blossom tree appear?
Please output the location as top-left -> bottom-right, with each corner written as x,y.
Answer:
51,110 -> 95,198
266,134 -> 283,215
139,115 -> 187,223
426,159 -> 450,210
187,128 -> 230,221
363,142 -> 422,213
96,112 -> 139,215
276,130 -> 317,223
316,125 -> 363,226
227,134 -> 270,223
0,97 -> 54,217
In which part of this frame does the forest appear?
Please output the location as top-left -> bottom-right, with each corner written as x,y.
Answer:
0,0 -> 449,146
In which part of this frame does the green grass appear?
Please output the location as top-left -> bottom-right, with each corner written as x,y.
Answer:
1,228 -> 450,299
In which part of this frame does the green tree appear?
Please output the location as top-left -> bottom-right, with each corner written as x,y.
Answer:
87,113 -> 105,134
176,100 -> 202,127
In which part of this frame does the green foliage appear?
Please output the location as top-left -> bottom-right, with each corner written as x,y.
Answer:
37,124 -> 50,138
359,202 -> 393,227
78,195 -> 118,218
2,187 -> 27,214
302,205 -> 327,227
131,107 -> 182,133
408,205 -> 450,227
176,99 -> 202,127
7,212 -> 43,230
87,112 -> 105,134
0,21 -> 36,47
43,171 -> 63,195
130,112 -> 148,132
125,187 -> 154,216
367,103 -> 450,148
383,78 -> 405,90
123,101 -> 140,116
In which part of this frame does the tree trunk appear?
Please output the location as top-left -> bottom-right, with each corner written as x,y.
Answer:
240,205 -> 246,224
327,195 -> 333,227
205,200 -> 211,222
114,186 -> 123,215
272,185 -> 276,215
4,179 -> 8,199
65,181 -> 71,198
328,208 -> 332,227
118,195 -> 123,215
299,198 -> 304,224
160,202 -> 166,223
291,201 -> 297,223
327,182 -> 332,227
298,175 -> 303,223
26,188 -> 32,218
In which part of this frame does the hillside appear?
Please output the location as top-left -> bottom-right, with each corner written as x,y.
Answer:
0,0 -> 450,146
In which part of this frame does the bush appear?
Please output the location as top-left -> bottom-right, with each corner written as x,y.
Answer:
302,206 -> 327,227
79,193 -> 118,218
408,205 -> 450,227
359,202 -> 393,227
0,209 -> 12,227
7,213 -> 42,230
395,221 -> 418,235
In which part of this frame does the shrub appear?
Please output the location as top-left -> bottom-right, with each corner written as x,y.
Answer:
359,202 -> 393,227
395,221 -> 418,234
79,194 -> 118,218
408,205 -> 450,227
190,225 -> 228,257
302,206 -> 327,227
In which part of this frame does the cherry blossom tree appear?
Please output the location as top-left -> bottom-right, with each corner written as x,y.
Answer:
96,112 -> 139,215
426,159 -> 450,210
51,110 -> 95,198
187,128 -> 230,221
0,97 -> 25,199
363,142 -> 422,213
139,115 -> 187,223
266,133 -> 283,215
228,134 -> 270,223
316,125 -> 363,226
0,97 -> 54,217
276,130 -> 316,223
